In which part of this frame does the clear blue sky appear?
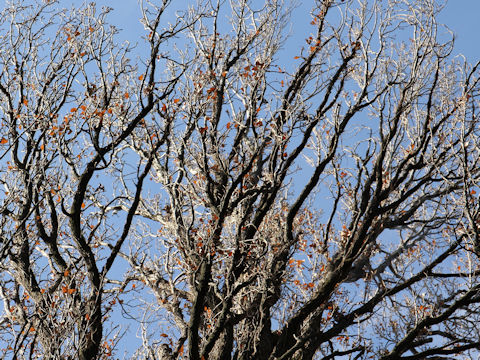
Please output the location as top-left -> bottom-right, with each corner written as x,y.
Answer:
439,0 -> 480,62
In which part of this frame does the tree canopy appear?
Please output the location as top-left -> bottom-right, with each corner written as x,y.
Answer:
1,0 -> 480,359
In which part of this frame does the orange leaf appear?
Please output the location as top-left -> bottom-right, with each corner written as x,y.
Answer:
23,99 -> 28,105
29,327 -> 35,332
81,202 -> 86,209
85,314 -> 90,320
160,333 -> 168,338
124,92 -> 129,99
161,104 -> 167,112
173,98 -> 180,104
138,74 -> 144,81
70,107 -> 77,113
294,56 -> 300,59
471,190 -> 476,195
0,138 -> 8,144
226,122 -> 231,129
64,269 -> 70,277
68,288 -> 76,294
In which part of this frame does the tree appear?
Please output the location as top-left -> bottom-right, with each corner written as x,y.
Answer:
1,0 -> 480,358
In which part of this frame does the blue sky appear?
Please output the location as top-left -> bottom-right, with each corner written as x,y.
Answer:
439,0 -> 480,62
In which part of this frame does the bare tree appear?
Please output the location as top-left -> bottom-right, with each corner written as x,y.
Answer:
1,0 -> 480,359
